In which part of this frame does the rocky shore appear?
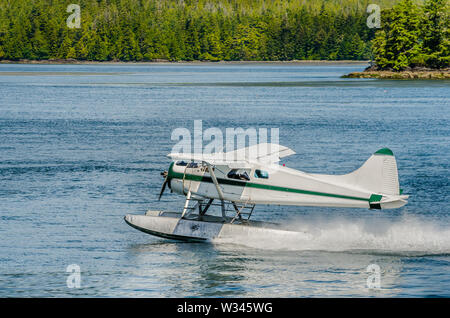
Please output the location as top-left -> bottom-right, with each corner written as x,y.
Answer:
343,66 -> 450,79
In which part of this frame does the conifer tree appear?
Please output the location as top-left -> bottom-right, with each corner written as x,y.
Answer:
372,0 -> 422,70
1,0 -> 441,64
421,0 -> 450,68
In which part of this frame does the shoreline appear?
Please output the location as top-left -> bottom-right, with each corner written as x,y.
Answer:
0,59 -> 369,66
343,69 -> 450,79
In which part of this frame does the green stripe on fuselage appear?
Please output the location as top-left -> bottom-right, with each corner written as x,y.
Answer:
168,168 -> 369,202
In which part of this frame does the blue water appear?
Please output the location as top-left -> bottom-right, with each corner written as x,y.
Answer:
0,63 -> 449,297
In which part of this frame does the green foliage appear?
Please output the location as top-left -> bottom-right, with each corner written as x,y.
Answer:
0,0 -> 398,62
421,0 -> 450,68
372,0 -> 449,70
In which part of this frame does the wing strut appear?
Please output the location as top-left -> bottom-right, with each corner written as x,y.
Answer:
205,163 -> 226,221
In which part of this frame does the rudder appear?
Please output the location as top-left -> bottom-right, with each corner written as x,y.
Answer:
349,148 -> 400,196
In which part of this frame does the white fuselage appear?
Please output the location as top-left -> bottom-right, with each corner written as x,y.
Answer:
167,161 -> 406,209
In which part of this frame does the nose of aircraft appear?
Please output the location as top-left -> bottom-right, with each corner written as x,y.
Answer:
124,214 -> 133,225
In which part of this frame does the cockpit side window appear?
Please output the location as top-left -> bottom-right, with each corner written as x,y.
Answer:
254,169 -> 269,179
227,169 -> 250,181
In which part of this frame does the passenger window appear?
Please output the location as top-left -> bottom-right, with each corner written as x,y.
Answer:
254,169 -> 269,179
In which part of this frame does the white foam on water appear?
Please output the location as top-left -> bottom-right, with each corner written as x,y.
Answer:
213,215 -> 450,255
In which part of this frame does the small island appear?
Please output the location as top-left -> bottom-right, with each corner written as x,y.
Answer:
343,67 -> 450,79
344,0 -> 449,79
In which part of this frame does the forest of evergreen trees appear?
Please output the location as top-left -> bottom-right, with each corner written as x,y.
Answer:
0,0 -> 447,67
373,0 -> 449,70
0,0 -> 398,62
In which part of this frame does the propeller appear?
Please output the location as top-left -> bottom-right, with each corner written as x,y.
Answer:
158,170 -> 169,201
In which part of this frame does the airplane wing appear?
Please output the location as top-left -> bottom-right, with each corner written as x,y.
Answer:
167,143 -> 295,166
226,143 -> 295,163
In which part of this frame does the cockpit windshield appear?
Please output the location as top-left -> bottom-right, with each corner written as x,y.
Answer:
175,161 -> 199,168
227,169 -> 250,181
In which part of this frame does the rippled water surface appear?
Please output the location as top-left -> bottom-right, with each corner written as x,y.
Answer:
0,63 -> 449,297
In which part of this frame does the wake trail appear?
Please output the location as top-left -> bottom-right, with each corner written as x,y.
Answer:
213,215 -> 450,255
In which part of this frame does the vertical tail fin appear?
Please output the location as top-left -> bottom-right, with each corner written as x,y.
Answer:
310,148 -> 407,209
349,148 -> 400,195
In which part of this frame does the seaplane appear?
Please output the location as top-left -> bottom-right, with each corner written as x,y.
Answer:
124,144 -> 409,241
